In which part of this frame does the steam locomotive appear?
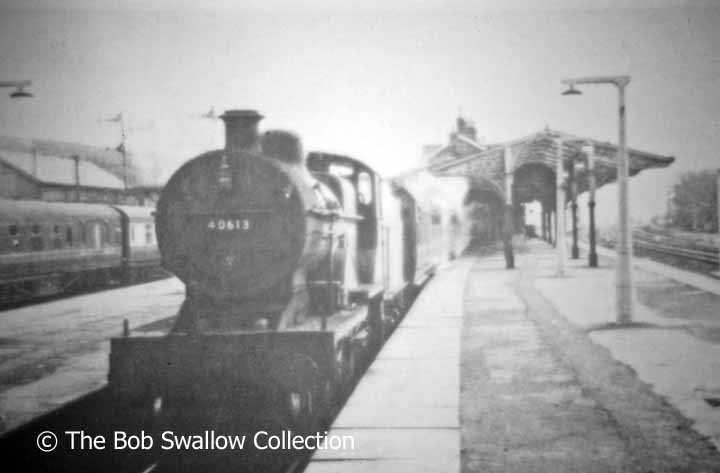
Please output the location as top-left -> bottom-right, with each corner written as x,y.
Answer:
108,110 -> 467,433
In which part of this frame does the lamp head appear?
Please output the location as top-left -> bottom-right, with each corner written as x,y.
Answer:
10,87 -> 33,98
562,85 -> 582,96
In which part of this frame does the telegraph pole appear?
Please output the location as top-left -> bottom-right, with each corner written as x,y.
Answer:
100,112 -> 128,190
119,113 -> 128,191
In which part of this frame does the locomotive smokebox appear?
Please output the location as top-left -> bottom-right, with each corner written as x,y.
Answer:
156,108 -> 341,331
221,109 -> 263,154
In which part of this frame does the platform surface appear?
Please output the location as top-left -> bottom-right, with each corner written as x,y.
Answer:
0,277 -> 183,432
305,258 -> 473,473
306,241 -> 720,473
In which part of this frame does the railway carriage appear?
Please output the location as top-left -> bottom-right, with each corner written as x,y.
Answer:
0,199 -> 162,306
0,199 -> 123,304
113,205 -> 161,280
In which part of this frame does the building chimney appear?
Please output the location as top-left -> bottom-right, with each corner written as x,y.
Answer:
220,109 -> 263,155
456,117 -> 477,142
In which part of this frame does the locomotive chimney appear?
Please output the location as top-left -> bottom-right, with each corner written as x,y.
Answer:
221,109 -> 264,154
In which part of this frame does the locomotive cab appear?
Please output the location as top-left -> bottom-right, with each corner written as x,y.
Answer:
307,153 -> 382,290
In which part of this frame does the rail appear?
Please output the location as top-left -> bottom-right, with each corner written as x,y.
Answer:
632,229 -> 719,266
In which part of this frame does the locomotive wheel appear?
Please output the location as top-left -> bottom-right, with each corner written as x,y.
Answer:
269,353 -> 322,435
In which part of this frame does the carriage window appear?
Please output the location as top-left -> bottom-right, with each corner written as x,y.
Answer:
8,224 -> 21,250
52,225 -> 62,249
92,223 -> 102,249
114,226 -> 122,244
66,227 -> 74,246
357,172 -> 373,204
30,224 -> 43,250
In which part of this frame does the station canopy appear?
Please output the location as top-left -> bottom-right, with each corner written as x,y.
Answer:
426,126 -> 674,206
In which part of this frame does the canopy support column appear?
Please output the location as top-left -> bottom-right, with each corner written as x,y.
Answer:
570,158 -> 579,259
587,148 -> 598,267
503,145 -> 515,269
556,140 -> 567,276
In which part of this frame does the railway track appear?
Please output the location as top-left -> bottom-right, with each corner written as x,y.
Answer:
1,370 -> 345,473
1,283 -> 418,473
632,229 -> 719,269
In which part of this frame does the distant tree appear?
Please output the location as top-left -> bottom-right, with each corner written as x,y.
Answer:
670,170 -> 718,232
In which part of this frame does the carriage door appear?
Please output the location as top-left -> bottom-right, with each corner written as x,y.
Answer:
93,223 -> 102,250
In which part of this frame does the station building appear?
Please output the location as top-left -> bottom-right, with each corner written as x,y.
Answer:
0,135 -> 161,206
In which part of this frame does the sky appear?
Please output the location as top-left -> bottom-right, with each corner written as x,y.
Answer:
0,0 -> 718,226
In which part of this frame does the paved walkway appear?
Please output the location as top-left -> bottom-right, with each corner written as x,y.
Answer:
537,242 -> 720,448
462,245 -> 720,472
308,241 -> 720,472
462,253 -> 624,472
306,258 -> 474,472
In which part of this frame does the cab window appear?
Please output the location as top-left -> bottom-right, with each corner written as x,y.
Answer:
357,172 -> 373,205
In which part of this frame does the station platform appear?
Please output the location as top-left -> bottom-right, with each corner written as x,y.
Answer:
0,277 -> 183,432
306,257 -> 473,472
305,240 -> 720,473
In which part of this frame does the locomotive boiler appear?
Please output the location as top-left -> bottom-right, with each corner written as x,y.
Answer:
107,109 -> 465,437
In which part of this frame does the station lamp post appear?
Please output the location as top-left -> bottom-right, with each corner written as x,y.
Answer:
562,75 -> 634,324
0,80 -> 33,98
